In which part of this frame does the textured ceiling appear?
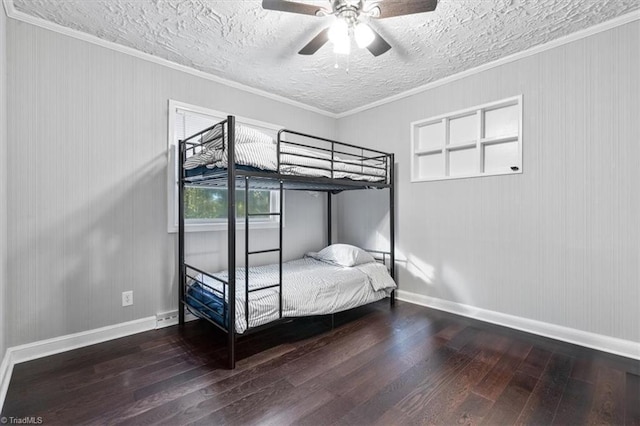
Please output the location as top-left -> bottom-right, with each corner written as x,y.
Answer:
12,0 -> 640,114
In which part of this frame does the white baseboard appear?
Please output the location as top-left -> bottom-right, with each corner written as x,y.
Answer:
396,290 -> 640,361
0,308 -> 205,410
0,348 -> 13,415
0,316 -> 157,412
8,316 -> 157,366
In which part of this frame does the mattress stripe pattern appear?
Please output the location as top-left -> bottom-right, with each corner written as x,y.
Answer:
183,126 -> 387,182
187,257 -> 396,334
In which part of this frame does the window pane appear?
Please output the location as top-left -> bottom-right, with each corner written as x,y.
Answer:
417,121 -> 444,151
246,190 -> 271,216
449,147 -> 478,176
484,104 -> 519,139
483,141 -> 519,173
449,114 -> 477,145
417,153 -> 444,179
185,187 -> 272,220
176,110 -> 220,142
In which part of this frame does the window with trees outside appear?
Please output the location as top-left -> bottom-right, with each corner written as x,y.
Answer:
167,101 -> 281,232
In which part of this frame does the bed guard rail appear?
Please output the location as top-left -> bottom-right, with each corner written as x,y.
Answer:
180,121 -> 227,162
364,249 -> 393,270
183,263 -> 230,334
178,120 -> 393,185
183,261 -> 284,334
277,129 -> 392,184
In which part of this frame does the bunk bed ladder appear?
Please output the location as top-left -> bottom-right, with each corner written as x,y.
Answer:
244,177 -> 285,330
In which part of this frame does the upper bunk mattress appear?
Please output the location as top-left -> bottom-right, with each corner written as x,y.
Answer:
182,125 -> 387,183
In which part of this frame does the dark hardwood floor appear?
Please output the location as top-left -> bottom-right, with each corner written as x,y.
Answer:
3,300 -> 639,425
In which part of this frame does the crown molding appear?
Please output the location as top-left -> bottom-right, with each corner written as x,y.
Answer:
2,0 -> 339,119
336,10 -> 640,119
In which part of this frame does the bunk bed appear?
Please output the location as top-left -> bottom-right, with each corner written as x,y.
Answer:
178,116 -> 395,369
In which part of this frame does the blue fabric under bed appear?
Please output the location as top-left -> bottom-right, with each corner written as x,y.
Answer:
185,283 -> 228,327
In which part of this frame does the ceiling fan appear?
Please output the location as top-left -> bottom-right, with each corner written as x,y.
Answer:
262,0 -> 438,57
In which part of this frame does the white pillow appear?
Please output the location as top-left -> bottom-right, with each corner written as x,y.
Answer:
308,244 -> 375,267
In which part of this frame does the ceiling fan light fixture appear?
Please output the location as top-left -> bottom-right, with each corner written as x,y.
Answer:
354,22 -> 375,48
328,18 -> 349,44
329,17 -> 350,55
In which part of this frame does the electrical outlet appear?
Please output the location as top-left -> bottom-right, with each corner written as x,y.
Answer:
122,291 -> 133,307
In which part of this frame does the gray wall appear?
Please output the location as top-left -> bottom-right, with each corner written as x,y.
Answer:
0,5 -> 8,358
337,21 -> 640,343
6,20 -> 335,347
5,13 -> 639,350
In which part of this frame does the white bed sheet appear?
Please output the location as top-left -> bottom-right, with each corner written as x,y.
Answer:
190,257 -> 396,334
185,138 -> 387,182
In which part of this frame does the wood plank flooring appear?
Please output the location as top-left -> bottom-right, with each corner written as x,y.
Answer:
2,300 -> 639,425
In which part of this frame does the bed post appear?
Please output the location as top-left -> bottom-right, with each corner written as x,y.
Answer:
279,180 -> 284,319
227,116 -> 237,369
390,153 -> 396,306
178,139 -> 185,325
327,192 -> 332,245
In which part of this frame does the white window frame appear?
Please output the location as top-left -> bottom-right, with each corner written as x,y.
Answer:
411,95 -> 523,182
167,100 -> 284,233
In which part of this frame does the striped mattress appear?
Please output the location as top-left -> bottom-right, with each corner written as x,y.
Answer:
183,125 -> 386,182
185,257 -> 396,334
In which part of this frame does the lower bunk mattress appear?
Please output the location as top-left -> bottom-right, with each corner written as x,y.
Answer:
185,257 -> 396,334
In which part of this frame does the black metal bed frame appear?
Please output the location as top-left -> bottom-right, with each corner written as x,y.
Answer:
177,115 -> 395,369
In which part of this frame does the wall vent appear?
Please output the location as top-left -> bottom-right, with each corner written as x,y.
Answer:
155,310 -> 198,329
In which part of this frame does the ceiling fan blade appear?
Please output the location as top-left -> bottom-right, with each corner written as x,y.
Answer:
372,0 -> 438,19
366,28 -> 391,57
298,27 -> 330,55
262,0 -> 324,16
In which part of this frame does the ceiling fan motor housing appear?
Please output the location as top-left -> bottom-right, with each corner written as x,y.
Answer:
332,0 -> 363,11
331,0 -> 365,23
